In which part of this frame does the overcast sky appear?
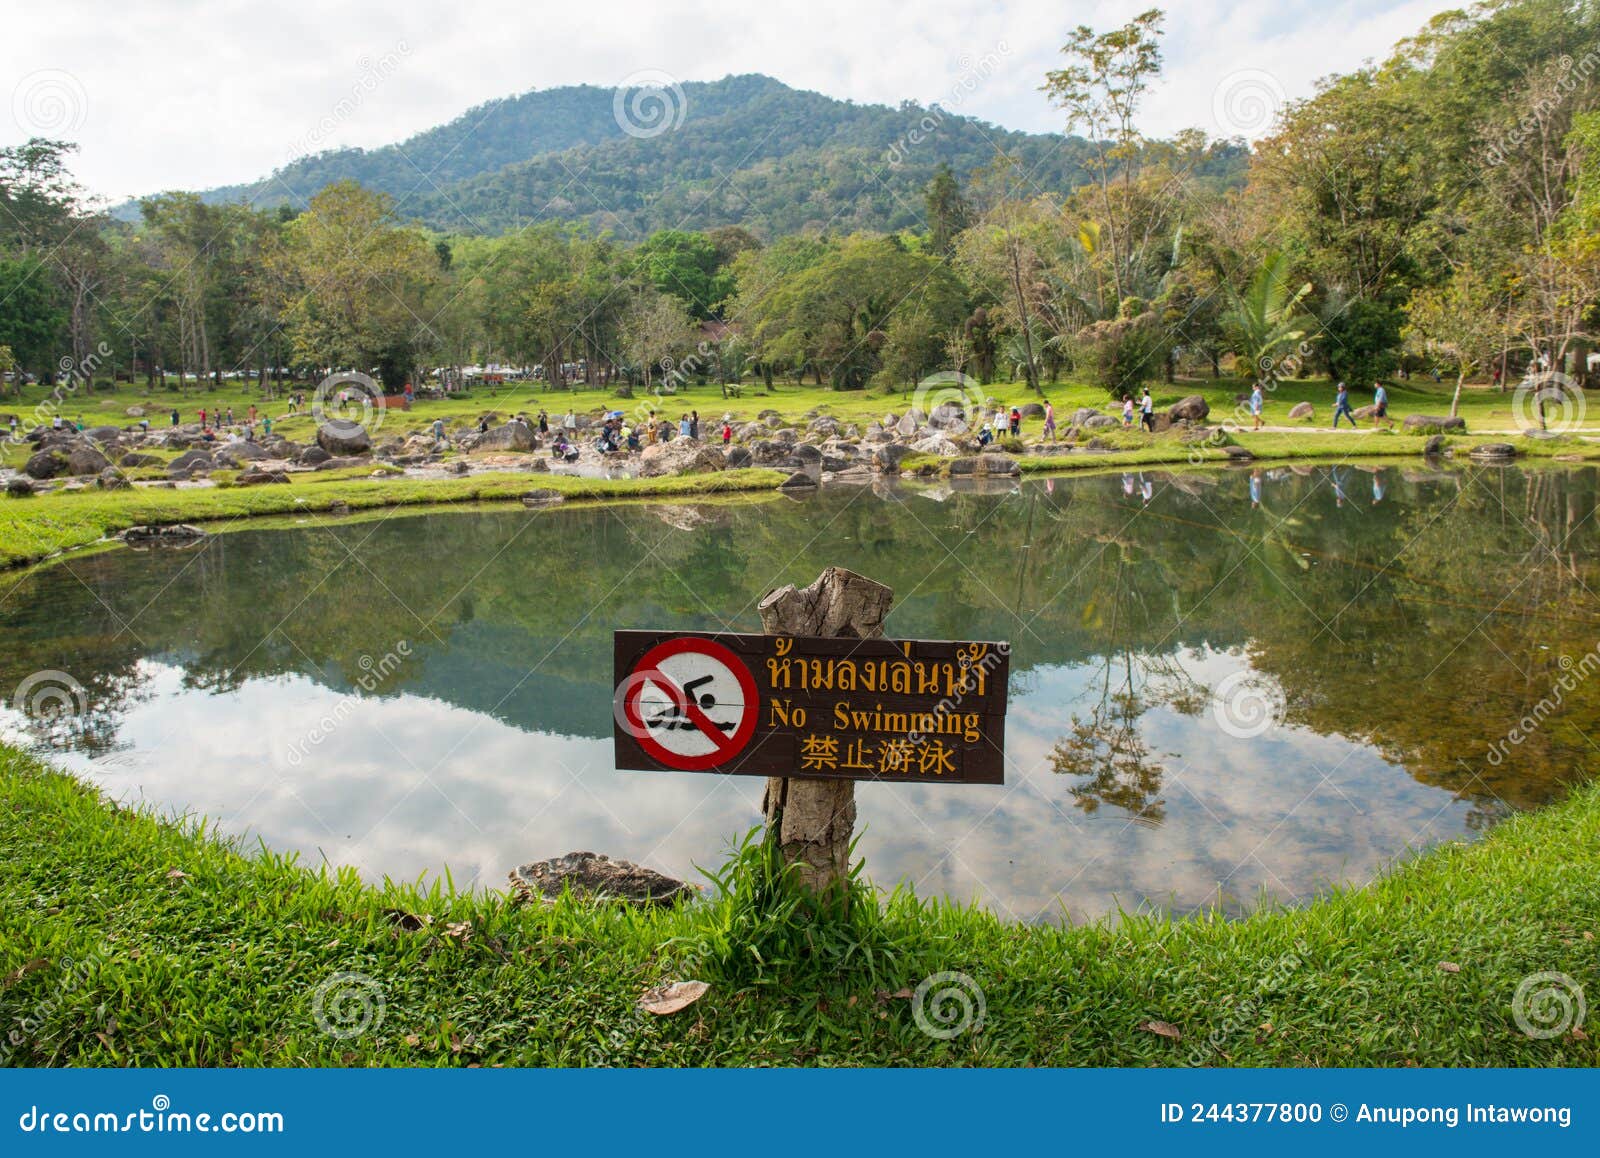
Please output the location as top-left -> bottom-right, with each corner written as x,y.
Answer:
7,0 -> 1447,204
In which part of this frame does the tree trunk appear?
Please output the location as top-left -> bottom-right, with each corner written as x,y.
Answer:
756,567 -> 893,896
1450,369 -> 1465,417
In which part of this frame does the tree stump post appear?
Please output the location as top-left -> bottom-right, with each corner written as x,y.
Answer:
756,566 -> 894,895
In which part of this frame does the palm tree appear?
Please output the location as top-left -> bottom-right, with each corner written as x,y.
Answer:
1221,252 -> 1315,381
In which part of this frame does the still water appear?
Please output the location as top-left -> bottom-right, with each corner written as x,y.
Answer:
3,464 -> 1597,923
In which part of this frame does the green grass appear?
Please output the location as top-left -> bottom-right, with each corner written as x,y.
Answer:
1,745 -> 1594,1067
0,468 -> 788,569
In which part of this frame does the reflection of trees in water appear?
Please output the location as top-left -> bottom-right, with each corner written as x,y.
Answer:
1044,561 -> 1210,826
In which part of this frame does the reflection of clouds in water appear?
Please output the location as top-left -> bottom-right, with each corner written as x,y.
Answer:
49,651 -> 1474,924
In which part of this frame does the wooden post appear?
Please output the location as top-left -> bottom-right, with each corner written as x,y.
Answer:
756,566 -> 893,894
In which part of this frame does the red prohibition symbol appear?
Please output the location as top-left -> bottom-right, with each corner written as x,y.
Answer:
620,637 -> 760,770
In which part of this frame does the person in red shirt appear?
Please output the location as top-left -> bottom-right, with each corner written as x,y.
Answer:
721,420 -> 732,446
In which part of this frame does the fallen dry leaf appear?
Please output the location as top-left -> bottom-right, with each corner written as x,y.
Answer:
1571,1027 -> 1590,1042
638,980 -> 710,1016
1139,1019 -> 1182,1041
1438,961 -> 1461,974
2,958 -> 50,988
165,869 -> 188,881
404,1033 -> 420,1047
384,909 -> 432,932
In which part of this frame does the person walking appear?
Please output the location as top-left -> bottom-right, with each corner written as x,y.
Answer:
689,410 -> 700,440
1139,388 -> 1155,432
170,408 -> 180,427
1042,401 -> 1056,441
432,417 -> 446,448
1250,382 -> 1265,430
1333,381 -> 1357,428
1371,381 -> 1391,429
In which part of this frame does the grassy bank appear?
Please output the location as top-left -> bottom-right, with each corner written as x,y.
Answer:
1,746 -> 1594,1067
0,468 -> 788,569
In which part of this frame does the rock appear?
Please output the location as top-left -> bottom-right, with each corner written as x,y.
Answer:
121,524 -> 207,544
786,443 -> 823,466
638,441 -> 727,478
911,433 -> 963,457
771,428 -> 798,445
125,406 -> 146,418
927,401 -> 970,430
521,489 -> 564,507
470,421 -> 538,453
84,426 -> 122,443
1402,414 -> 1467,432
871,443 -> 911,473
1021,402 -> 1046,418
6,477 -> 35,497
328,501 -> 351,516
1071,407 -> 1104,426
96,467 -> 130,490
949,454 -> 1020,478
316,423 -> 372,456
236,468 -> 290,485
1288,401 -> 1315,420
779,471 -> 817,489
1168,395 -> 1209,422
66,446 -> 111,475
1352,404 -> 1378,420
298,446 -> 333,466
119,452 -> 162,468
508,851 -> 692,908
1423,435 -> 1446,455
23,451 -> 67,480
895,412 -> 922,437
1083,414 -> 1121,428
226,440 -> 272,461
1223,445 -> 1254,461
724,446 -> 754,469
169,450 -> 215,471
1470,442 -> 1517,459
525,456 -> 550,473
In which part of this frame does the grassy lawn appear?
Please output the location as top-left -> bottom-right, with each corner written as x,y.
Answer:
0,744 -> 1594,1067
0,468 -> 788,569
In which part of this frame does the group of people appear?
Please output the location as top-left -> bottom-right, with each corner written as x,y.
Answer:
178,404 -> 273,441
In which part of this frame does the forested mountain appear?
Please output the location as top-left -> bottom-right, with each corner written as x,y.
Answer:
126,73 -> 1247,237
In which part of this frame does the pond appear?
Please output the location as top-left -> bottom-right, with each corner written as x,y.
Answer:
3,463 -> 1598,924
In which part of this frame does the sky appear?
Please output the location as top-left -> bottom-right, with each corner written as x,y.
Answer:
5,0 -> 1449,204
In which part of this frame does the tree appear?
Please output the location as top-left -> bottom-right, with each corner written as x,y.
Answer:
1403,269 -> 1510,414
1042,8 -> 1166,303
620,290 -> 696,392
1220,252 -> 1315,380
924,163 -> 971,257
271,181 -> 442,389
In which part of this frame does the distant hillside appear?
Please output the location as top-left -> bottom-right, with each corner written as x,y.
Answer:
121,74 -> 1247,237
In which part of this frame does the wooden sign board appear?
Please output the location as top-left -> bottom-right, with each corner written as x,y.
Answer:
613,630 -> 1009,784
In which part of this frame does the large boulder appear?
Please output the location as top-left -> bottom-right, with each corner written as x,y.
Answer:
236,468 -> 290,486
724,446 -> 754,469
119,452 -> 162,468
1168,395 -> 1209,422
638,441 -> 727,478
23,450 -> 68,480
895,411 -> 923,438
508,851 -> 692,908
911,433 -> 963,457
1020,402 -> 1046,418
1470,442 -> 1517,460
65,445 -> 111,476
1288,401 -> 1315,420
169,449 -> 215,471
1402,414 -> 1467,432
5,477 -> 35,498
298,445 -> 333,466
871,443 -> 912,473
95,467 -> 130,490
315,423 -> 372,456
470,421 -> 537,453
